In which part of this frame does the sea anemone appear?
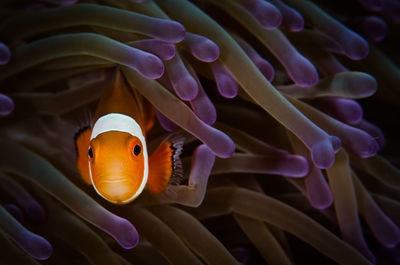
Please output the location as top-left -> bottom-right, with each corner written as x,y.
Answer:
0,0 -> 399,264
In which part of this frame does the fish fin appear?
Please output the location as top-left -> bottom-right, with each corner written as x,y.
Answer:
147,133 -> 185,194
143,100 -> 155,133
74,126 -> 92,185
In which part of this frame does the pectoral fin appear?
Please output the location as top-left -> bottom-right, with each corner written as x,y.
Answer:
147,134 -> 184,194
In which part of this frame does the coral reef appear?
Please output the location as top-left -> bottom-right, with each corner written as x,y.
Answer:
0,0 -> 399,264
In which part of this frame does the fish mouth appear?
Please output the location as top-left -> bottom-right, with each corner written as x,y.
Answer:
94,178 -> 137,204
100,179 -> 129,184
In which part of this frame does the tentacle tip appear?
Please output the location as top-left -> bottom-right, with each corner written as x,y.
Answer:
28,237 -> 53,260
311,142 -> 335,169
282,14 -> 304,32
346,40 -> 370,60
291,58 -> 319,88
297,71 -> 319,88
0,94 -> 14,116
381,236 -> 400,249
163,21 -> 186,43
309,192 -> 333,210
312,199 -> 333,210
359,138 -> 379,158
254,58 -> 275,81
114,218 -> 139,249
290,155 -> 310,177
214,139 -> 235,159
192,41 -> 220,63
34,244 -> 53,261
291,19 -> 304,32
260,12 -> 282,30
137,55 -> 165,80
175,75 -> 199,101
331,136 -> 342,153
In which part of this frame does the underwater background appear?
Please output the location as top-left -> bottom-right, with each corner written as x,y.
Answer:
0,0 -> 400,264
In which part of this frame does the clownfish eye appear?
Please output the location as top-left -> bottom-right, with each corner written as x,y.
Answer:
133,145 -> 141,156
88,146 -> 94,159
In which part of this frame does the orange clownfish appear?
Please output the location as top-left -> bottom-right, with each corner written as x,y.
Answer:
74,70 -> 183,204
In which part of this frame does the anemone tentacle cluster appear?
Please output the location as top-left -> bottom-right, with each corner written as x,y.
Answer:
0,0 -> 399,264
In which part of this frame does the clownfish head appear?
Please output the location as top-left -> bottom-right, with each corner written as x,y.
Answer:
88,113 -> 148,204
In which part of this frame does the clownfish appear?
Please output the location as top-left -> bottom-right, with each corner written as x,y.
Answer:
74,70 -> 183,204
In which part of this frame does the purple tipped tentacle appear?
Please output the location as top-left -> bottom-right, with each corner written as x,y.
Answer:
311,98 -> 363,125
210,61 -> 239,98
179,56 -> 217,125
292,97 -> 379,158
165,54 -> 199,101
288,131 -> 335,207
190,144 -> 216,187
279,154 -> 310,177
350,16 -> 387,42
328,120 -> 379,158
331,136 -> 342,153
234,0 -> 282,29
234,36 -> 275,81
269,0 -> 304,31
320,22 -> 369,61
270,31 -> 319,87
183,33 -> 219,63
0,206 -> 52,260
357,0 -> 384,11
0,42 -> 11,65
125,47 -> 165,79
161,144 -> 216,207
155,109 -> 179,132
129,39 -> 176,61
353,120 -> 385,150
310,139 -> 337,169
305,167 -> 333,210
0,175 -> 46,224
179,144 -> 216,206
3,204 -> 24,223
0,94 -> 14,116
144,18 -> 186,43
362,194 -> 400,248
336,124 -> 379,158
95,215 -> 139,249
188,69 -> 217,125
382,0 -> 400,23
131,0 -> 147,3
285,0 -> 369,60
353,174 -> 400,248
